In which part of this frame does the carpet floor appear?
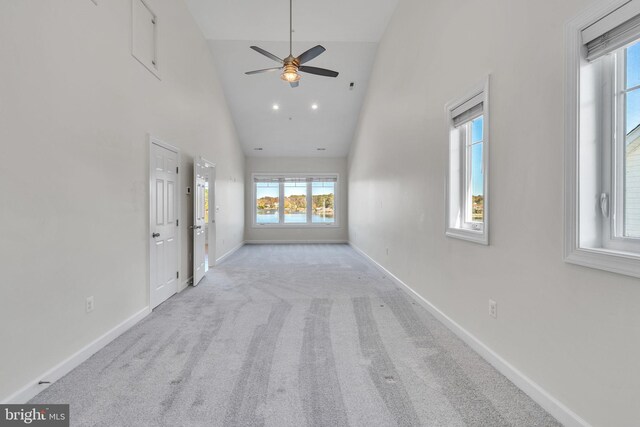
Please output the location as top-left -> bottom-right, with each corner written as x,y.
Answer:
31,244 -> 560,426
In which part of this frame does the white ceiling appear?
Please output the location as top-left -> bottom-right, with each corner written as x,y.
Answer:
185,0 -> 399,157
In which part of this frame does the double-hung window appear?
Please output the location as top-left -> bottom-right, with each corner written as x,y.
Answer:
254,175 -> 337,226
445,77 -> 490,245
566,0 -> 640,277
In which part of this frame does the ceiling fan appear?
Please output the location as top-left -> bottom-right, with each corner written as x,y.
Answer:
244,0 -> 339,88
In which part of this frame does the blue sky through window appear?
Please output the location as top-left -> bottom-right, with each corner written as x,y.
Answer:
471,116 -> 484,196
627,42 -> 640,136
256,183 -> 278,198
312,182 -> 334,195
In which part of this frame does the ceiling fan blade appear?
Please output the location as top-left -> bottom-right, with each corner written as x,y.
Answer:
296,45 -> 326,64
250,46 -> 283,64
298,66 -> 339,78
245,67 -> 282,75
290,81 -> 299,88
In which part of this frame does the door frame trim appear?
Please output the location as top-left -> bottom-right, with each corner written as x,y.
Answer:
149,134 -> 181,309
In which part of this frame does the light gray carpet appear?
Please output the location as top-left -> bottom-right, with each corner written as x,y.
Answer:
31,244 -> 560,426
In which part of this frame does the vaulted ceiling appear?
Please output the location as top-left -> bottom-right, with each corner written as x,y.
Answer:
185,0 -> 399,157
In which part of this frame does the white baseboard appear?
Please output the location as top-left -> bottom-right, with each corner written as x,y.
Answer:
348,242 -> 591,427
2,306 -> 151,404
215,241 -> 245,264
245,240 -> 348,244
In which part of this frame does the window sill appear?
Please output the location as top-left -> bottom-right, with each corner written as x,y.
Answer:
565,246 -> 640,278
446,227 -> 488,245
252,223 -> 340,229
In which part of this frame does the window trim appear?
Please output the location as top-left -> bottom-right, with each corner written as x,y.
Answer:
252,173 -> 340,229
445,76 -> 490,245
565,0 -> 640,278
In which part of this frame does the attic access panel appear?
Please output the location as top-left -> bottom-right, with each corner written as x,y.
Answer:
132,0 -> 159,78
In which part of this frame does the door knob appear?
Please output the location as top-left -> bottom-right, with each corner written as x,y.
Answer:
152,232 -> 160,238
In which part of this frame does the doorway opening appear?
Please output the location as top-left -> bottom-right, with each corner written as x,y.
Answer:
193,157 -> 215,286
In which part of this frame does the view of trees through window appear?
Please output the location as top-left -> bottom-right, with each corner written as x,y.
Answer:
284,182 -> 307,223
255,178 -> 335,224
256,182 -> 279,224
312,182 -> 335,223
204,186 -> 209,224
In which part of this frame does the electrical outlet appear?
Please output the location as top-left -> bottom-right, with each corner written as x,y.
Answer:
489,299 -> 497,319
86,296 -> 95,313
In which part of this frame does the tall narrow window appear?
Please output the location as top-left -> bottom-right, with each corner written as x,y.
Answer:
312,181 -> 336,224
466,116 -> 484,224
623,41 -> 640,237
256,181 -> 280,224
566,1 -> 640,277
284,180 -> 307,223
445,77 -> 490,244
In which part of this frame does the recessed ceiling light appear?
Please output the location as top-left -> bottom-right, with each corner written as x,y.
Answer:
272,104 -> 279,110
311,103 -> 318,110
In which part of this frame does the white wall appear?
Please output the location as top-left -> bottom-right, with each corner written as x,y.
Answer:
0,0 -> 244,401
245,157 -> 348,243
348,0 -> 640,425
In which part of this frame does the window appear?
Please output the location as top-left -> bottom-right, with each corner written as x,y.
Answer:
566,0 -> 640,277
284,181 -> 307,223
256,181 -> 279,224
621,42 -> 640,238
466,116 -> 485,224
312,181 -> 336,224
445,77 -> 490,245
254,175 -> 338,226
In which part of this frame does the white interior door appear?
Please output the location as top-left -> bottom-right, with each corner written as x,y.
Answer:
150,141 -> 179,309
193,159 -> 207,286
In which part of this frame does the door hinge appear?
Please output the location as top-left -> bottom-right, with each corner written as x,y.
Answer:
176,219 -> 179,226
177,271 -> 179,279
176,166 -> 179,174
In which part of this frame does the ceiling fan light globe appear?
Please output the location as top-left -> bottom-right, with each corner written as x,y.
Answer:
281,71 -> 301,83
